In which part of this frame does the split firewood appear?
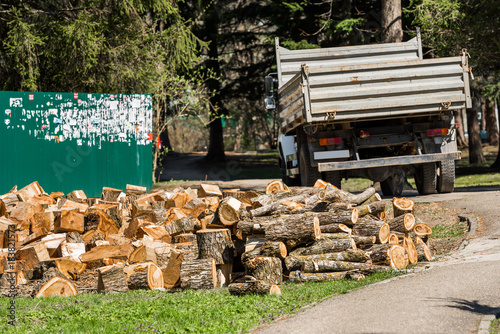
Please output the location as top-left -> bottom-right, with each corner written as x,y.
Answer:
0,193 -> 21,214
243,256 -> 282,285
415,237 -> 433,262
173,233 -> 197,243
289,271 -> 347,283
217,197 -> 245,226
31,212 -> 53,234
139,225 -> 171,242
66,190 -> 87,203
228,278 -> 281,296
402,235 -> 418,264
387,213 -> 415,233
60,199 -> 89,214
129,245 -> 157,264
173,241 -> 199,261
241,241 -> 287,262
161,250 -> 183,289
353,217 -> 390,244
265,180 -> 289,194
198,184 -> 223,198
35,276 -> 78,298
285,249 -> 370,271
290,237 -> 356,256
79,244 -> 134,269
54,209 -> 85,234
88,203 -> 121,227
97,264 -> 128,293
180,258 -> 217,290
16,181 -> 44,202
9,202 -> 44,230
244,236 -> 266,253
392,197 -> 415,217
197,229 -> 234,264
264,215 -> 321,250
123,211 -> 157,239
60,240 -> 86,262
101,187 -> 123,202
20,228 -> 49,246
302,260 -> 390,274
216,263 -> 233,287
17,242 -> 51,271
126,184 -> 147,197
123,262 -> 164,290
55,259 -> 87,280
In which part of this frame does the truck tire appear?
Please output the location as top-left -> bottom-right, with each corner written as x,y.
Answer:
299,143 -> 321,187
323,171 -> 341,188
280,158 -> 300,187
437,160 -> 455,193
415,163 -> 437,195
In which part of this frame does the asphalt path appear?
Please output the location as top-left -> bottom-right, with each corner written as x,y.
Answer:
254,187 -> 500,334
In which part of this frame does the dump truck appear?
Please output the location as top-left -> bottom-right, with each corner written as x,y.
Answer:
265,30 -> 472,196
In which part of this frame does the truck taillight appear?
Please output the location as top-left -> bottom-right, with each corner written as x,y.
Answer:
359,130 -> 370,138
319,137 -> 342,146
427,128 -> 449,136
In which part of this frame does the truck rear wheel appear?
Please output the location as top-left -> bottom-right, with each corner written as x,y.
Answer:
437,160 -> 455,193
380,170 -> 405,197
415,163 -> 437,195
280,158 -> 300,187
299,143 -> 321,187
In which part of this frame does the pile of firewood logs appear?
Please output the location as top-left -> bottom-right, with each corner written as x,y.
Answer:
0,179 -> 433,298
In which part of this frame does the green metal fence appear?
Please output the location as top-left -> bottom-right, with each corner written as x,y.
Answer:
0,91 -> 153,197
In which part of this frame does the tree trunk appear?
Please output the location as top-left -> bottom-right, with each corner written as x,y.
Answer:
454,109 -> 468,147
204,5 -> 226,162
381,0 -> 403,43
392,197 -> 414,217
485,98 -> 499,146
289,271 -> 347,283
467,103 -> 486,164
285,249 -> 370,271
320,223 -> 351,234
243,256 -> 283,285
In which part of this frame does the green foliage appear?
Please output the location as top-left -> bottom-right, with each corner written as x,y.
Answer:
281,39 -> 321,50
334,17 -> 366,34
0,271 -> 401,333
431,220 -> 468,238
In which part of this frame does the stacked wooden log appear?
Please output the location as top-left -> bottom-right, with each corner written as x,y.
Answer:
0,179 -> 435,298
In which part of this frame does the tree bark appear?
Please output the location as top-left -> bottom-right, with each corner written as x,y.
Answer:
352,217 -> 390,244
289,271 -> 347,283
381,0 -> 403,43
243,256 -> 283,285
387,213 -> 415,233
467,103 -> 486,164
196,228 -> 234,264
264,215 -> 321,249
180,258 -> 217,290
392,197 -> 414,217
97,264 -> 128,293
123,262 -> 164,290
454,109 -> 468,147
241,241 -> 287,262
290,237 -> 355,256
285,249 -> 369,271
228,280 -> 281,295
302,260 -> 390,274
485,98 -> 499,146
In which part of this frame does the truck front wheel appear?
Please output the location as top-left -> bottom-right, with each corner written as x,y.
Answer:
415,163 -> 437,195
299,143 -> 321,187
437,160 -> 455,193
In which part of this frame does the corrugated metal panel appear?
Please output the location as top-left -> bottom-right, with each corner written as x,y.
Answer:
276,37 -> 421,87
0,91 -> 153,197
279,57 -> 471,134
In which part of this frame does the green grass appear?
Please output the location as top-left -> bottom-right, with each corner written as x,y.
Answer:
490,317 -> 500,334
431,220 -> 468,239
0,271 -> 401,334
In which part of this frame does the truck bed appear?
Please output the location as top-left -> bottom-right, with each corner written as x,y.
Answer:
276,37 -> 472,135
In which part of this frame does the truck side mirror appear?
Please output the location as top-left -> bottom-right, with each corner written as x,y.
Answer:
265,75 -> 276,110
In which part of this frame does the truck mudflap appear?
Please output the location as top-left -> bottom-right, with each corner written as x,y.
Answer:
318,151 -> 461,172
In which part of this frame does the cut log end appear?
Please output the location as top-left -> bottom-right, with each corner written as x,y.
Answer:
378,222 -> 390,244
313,216 -> 321,240
387,244 -> 408,269
265,180 -> 289,194
35,277 -> 78,298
